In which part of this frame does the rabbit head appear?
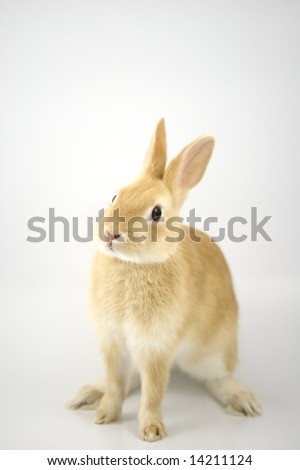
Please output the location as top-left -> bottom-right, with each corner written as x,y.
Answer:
96,119 -> 215,264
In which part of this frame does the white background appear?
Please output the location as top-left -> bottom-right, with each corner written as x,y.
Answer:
0,0 -> 299,449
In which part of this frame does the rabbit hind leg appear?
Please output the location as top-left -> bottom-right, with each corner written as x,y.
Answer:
68,372 -> 140,411
67,378 -> 106,410
205,374 -> 262,417
178,351 -> 262,417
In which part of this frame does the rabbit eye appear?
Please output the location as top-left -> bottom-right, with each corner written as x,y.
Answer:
112,195 -> 117,203
151,206 -> 162,221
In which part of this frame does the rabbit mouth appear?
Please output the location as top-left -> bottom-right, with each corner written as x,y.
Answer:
103,240 -> 134,261
107,241 -> 115,252
102,242 -> 119,259
106,240 -> 123,257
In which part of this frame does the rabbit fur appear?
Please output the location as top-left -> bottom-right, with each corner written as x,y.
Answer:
69,119 -> 261,441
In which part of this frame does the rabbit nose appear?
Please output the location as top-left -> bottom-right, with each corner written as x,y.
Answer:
106,230 -> 121,241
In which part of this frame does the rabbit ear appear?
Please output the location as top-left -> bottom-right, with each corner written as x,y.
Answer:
164,135 -> 215,205
143,118 -> 167,179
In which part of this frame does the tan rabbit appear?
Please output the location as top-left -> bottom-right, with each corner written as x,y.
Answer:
69,119 -> 261,441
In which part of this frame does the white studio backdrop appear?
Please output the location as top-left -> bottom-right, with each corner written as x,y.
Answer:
0,0 -> 299,450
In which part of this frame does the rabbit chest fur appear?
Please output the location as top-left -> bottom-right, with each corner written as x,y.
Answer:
90,227 -> 237,372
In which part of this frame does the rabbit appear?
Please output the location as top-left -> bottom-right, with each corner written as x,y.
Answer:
68,118 -> 261,441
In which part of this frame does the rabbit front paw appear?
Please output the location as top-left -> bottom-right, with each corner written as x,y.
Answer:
94,395 -> 122,424
94,406 -> 119,424
139,422 -> 166,442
